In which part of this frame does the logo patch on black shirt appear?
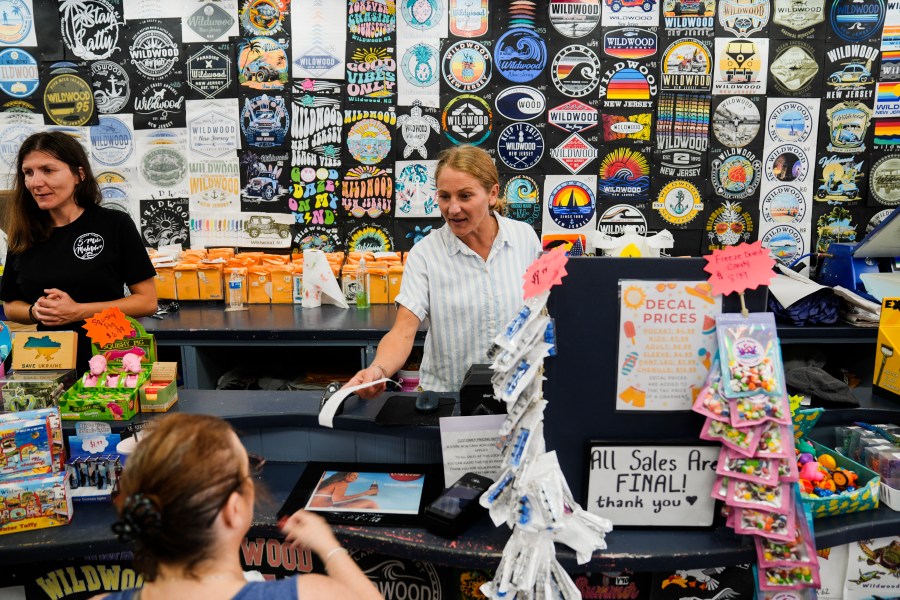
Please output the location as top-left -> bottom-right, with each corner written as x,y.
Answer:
73,233 -> 104,260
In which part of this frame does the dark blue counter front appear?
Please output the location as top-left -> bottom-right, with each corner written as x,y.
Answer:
0,388 -> 896,571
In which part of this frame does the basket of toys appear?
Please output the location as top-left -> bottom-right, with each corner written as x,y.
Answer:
798,438 -> 880,518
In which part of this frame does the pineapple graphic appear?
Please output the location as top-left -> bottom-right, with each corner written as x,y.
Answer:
412,43 -> 434,84
461,51 -> 475,80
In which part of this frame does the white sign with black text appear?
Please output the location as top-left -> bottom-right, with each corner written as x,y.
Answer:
586,444 -> 718,527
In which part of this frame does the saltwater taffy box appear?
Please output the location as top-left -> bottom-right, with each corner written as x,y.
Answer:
0,408 -> 65,479
139,362 -> 178,413
874,297 -> 900,400
0,472 -> 72,535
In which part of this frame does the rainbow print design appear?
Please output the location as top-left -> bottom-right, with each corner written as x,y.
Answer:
875,118 -> 900,147
607,68 -> 651,100
877,82 -> 900,104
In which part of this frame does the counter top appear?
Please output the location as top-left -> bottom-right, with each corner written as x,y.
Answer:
139,304 -> 427,343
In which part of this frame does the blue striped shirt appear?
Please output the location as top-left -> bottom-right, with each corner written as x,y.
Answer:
395,214 -> 542,392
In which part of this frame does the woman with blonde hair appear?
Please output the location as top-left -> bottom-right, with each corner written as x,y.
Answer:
347,144 -> 541,395
96,413 -> 382,600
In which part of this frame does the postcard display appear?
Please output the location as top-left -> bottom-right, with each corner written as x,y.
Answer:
0,0 -> 893,258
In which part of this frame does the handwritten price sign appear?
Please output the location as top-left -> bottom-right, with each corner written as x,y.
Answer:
523,246 -> 569,299
703,241 -> 775,297
83,307 -> 132,347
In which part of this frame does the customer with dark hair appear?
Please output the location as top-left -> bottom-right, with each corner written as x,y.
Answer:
0,131 -> 157,373
98,413 -> 382,600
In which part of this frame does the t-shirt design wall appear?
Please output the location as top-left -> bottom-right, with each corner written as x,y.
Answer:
0,0 -> 895,257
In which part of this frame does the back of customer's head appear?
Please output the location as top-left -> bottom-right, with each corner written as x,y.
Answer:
114,413 -> 246,581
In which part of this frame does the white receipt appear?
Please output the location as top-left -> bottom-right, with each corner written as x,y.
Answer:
317,378 -> 390,428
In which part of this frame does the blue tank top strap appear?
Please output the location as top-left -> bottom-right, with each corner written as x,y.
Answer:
99,589 -> 140,600
233,576 -> 299,600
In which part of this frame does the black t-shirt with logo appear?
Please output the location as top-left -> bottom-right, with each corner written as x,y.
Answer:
0,205 -> 156,373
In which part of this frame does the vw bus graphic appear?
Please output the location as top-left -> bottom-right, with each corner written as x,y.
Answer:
723,41 -> 756,82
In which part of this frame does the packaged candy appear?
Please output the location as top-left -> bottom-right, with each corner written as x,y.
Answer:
756,422 -> 793,459
755,527 -> 814,567
701,417 -> 762,457
717,312 -> 783,399
734,506 -> 795,542
758,565 -> 819,591
691,357 -> 731,423
717,447 -> 779,485
729,392 -> 790,428
779,455 -> 800,483
711,475 -> 729,500
727,480 -> 788,512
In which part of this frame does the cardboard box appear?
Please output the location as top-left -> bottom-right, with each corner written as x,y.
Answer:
174,264 -> 200,300
0,472 -> 72,535
874,297 -> 900,399
270,265 -> 293,304
12,332 -> 77,371
0,408 -> 65,475
139,362 -> 178,412
154,266 -> 177,300
58,387 -> 140,421
91,317 -> 157,365
198,264 -> 224,300
369,267 -> 389,304
388,266 -> 403,303
0,369 -> 76,411
247,268 -> 271,304
0,418 -> 55,481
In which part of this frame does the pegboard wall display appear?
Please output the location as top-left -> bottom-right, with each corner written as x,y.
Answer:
1,0 -> 898,260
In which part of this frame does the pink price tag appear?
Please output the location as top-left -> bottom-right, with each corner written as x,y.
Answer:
703,241 -> 776,297
523,246 -> 569,299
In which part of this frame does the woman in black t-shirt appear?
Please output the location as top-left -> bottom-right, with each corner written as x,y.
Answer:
0,131 -> 157,373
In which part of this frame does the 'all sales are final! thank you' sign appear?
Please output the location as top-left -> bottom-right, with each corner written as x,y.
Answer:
586,444 -> 719,527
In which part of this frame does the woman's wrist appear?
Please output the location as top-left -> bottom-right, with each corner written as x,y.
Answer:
322,546 -> 348,567
371,363 -> 388,378
27,303 -> 36,324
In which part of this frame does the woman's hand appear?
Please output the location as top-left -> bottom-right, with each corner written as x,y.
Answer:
280,510 -> 340,558
33,288 -> 83,326
343,365 -> 388,399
